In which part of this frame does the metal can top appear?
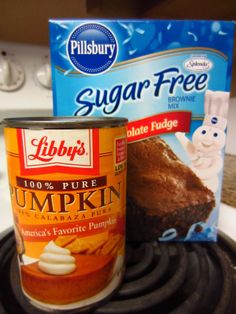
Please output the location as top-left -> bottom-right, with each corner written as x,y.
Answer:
2,116 -> 128,129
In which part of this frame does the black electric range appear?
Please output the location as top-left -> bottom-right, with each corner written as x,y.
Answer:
0,228 -> 235,314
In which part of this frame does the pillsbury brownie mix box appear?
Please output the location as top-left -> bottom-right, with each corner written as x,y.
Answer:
49,20 -> 235,241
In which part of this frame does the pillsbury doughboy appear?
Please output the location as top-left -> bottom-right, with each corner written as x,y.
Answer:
203,90 -> 229,131
176,90 -> 229,193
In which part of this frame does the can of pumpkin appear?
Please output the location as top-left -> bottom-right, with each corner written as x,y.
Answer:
3,116 -> 127,312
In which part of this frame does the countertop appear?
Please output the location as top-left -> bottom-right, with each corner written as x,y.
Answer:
222,154 -> 236,208
219,97 -> 236,208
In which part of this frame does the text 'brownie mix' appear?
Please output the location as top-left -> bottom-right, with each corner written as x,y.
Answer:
49,20 -> 235,241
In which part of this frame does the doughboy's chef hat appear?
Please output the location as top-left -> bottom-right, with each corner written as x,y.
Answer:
203,90 -> 229,131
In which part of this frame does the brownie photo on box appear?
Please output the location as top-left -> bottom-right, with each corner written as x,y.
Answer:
126,136 -> 215,241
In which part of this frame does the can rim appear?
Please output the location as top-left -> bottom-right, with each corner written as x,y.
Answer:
2,116 -> 128,129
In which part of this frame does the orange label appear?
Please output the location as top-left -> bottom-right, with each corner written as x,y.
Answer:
4,125 -> 127,308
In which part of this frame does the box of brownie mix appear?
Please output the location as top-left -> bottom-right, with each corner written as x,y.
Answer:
49,19 -> 235,241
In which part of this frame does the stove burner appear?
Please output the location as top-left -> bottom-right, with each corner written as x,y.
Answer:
0,229 -> 235,314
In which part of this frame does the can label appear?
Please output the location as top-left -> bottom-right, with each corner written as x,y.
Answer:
4,125 -> 127,310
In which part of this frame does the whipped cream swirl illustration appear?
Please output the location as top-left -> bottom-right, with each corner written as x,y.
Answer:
38,241 -> 76,275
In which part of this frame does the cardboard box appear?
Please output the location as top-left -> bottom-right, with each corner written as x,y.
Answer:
49,19 -> 235,241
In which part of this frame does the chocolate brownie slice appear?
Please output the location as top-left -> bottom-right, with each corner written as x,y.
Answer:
127,136 -> 215,241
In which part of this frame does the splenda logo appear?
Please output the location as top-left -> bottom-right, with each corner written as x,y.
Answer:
184,57 -> 213,72
67,23 -> 118,75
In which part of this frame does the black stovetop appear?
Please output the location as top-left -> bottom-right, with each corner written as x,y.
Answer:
0,228 -> 235,314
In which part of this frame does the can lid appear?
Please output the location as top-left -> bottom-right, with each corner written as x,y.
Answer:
2,116 -> 128,129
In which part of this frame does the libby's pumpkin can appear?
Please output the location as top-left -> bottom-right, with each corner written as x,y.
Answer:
3,116 -> 127,312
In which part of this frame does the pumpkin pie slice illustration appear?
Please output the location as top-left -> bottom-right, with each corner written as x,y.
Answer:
21,240 -> 116,305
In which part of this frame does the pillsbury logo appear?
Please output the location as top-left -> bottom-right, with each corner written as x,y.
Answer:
67,23 -> 118,75
211,117 -> 218,124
